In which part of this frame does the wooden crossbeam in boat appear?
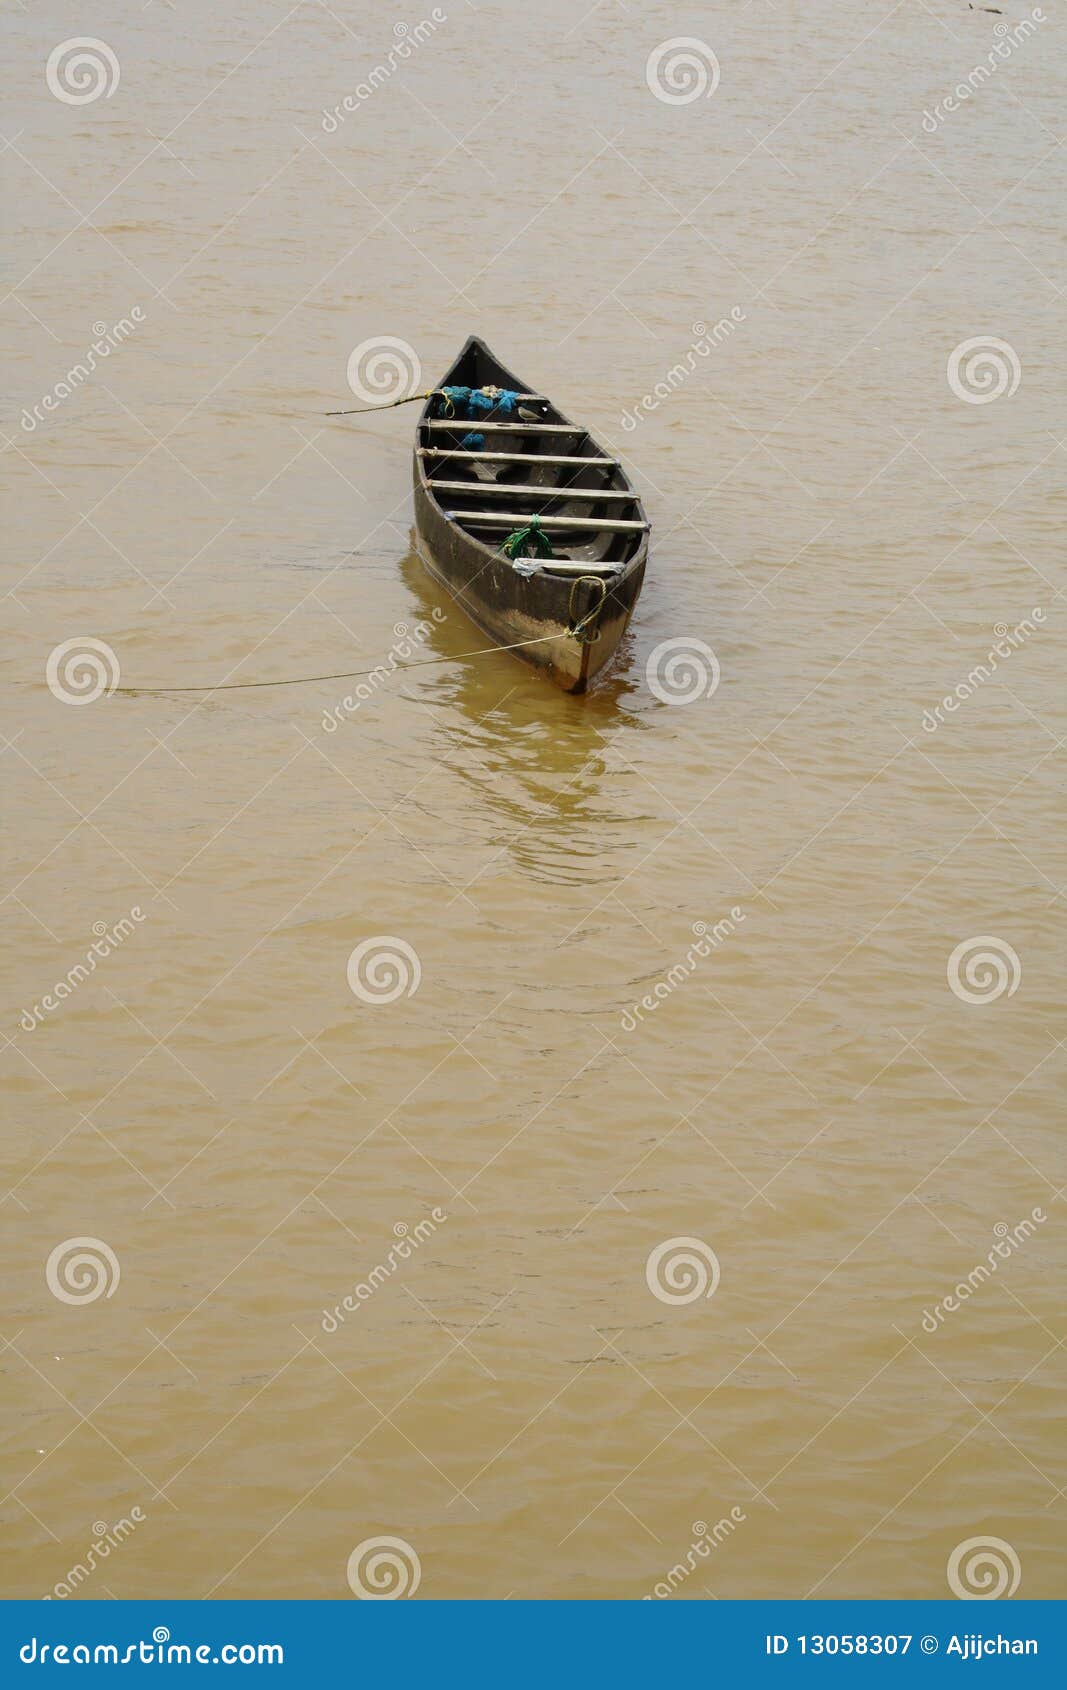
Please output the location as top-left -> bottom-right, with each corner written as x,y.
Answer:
541,559 -> 623,575
427,480 -> 637,501
423,420 -> 583,435
447,510 -> 648,533
419,449 -> 616,468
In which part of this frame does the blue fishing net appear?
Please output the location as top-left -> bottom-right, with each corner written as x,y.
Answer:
435,385 -> 521,419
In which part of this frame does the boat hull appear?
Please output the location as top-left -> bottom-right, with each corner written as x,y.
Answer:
412,479 -> 645,693
411,337 -> 648,694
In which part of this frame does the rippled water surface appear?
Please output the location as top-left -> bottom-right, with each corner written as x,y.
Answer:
2,1 -> 1064,1600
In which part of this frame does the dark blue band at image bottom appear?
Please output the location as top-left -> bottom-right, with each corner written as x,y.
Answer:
1,1600 -> 1063,1684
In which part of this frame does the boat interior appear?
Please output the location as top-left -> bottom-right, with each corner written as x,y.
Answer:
418,341 -> 648,574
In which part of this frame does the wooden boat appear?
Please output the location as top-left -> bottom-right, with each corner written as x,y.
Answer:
412,335 -> 649,693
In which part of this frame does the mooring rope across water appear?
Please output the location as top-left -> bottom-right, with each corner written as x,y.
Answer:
112,599 -> 606,695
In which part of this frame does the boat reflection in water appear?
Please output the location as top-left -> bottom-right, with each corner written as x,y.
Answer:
395,543 -> 649,890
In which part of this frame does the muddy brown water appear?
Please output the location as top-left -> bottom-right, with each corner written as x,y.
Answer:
2,1 -> 1063,1599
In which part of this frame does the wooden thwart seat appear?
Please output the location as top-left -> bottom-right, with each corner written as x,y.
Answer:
540,559 -> 623,575
448,510 -> 648,533
419,449 -> 616,468
423,420 -> 584,435
429,480 -> 636,501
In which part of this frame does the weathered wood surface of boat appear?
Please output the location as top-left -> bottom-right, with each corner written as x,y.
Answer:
412,336 -> 649,693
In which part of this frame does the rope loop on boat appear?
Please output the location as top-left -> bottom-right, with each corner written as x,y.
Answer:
567,576 -> 607,645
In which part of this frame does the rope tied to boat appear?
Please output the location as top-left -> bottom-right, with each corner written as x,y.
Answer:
109,604 -> 605,696
567,575 -> 607,645
326,385 -> 526,419
327,384 -> 545,419
326,389 -> 437,416
501,516 -> 555,561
